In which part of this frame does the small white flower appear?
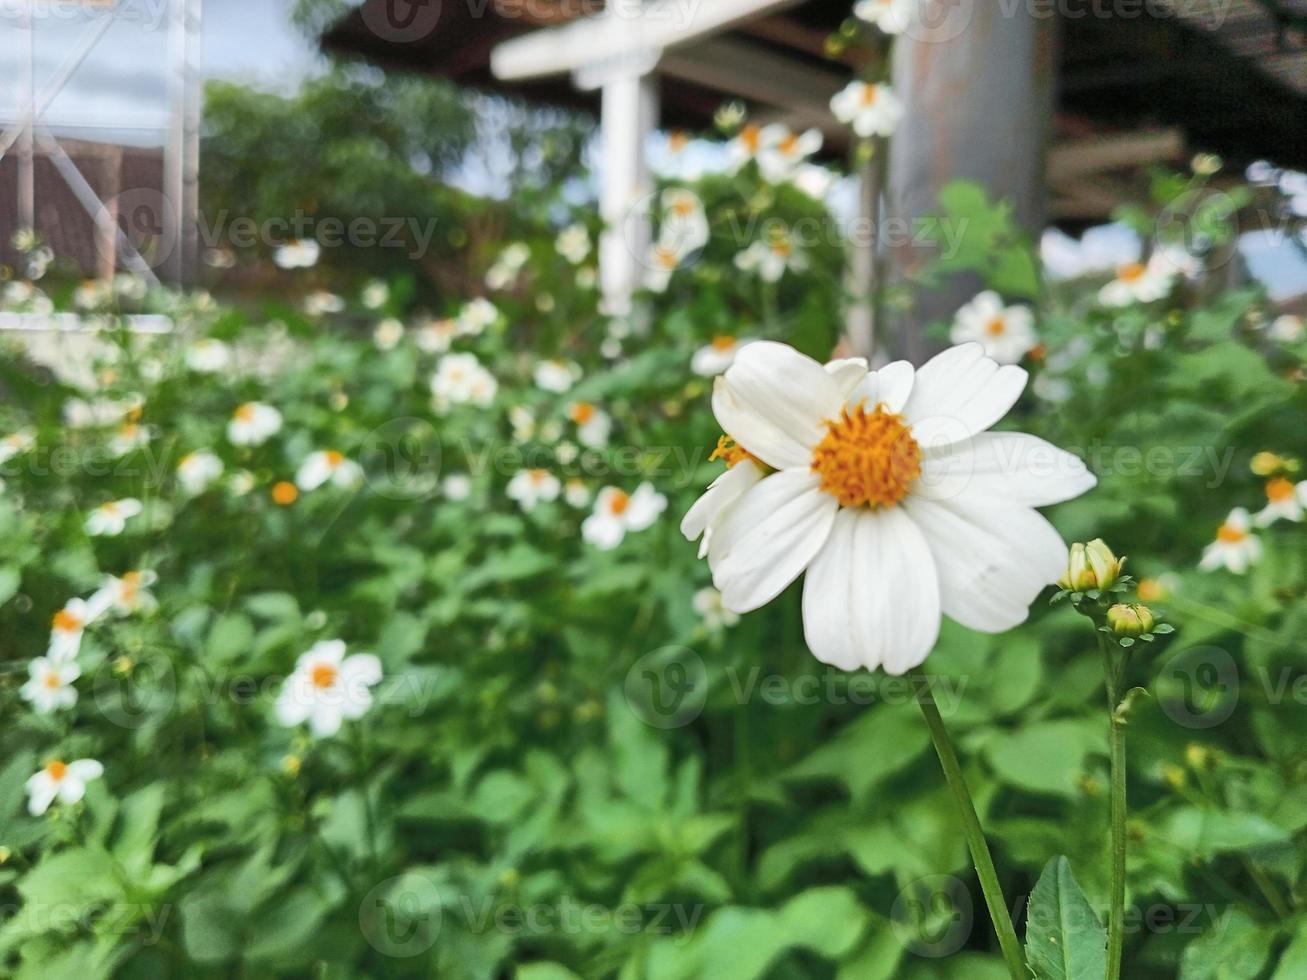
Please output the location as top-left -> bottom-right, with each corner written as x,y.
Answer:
692,336 -> 754,377
854,0 -> 919,34
755,125 -> 823,184
63,396 -> 141,430
303,290 -> 345,316
275,640 -> 382,737
48,596 -> 104,662
534,359 -> 580,394
949,291 -> 1038,365
507,468 -> 561,512
644,241 -> 687,293
1268,315 -> 1304,343
296,450 -> 364,492
442,473 -> 472,501
414,318 -> 459,354
85,498 -> 143,537
1098,257 -> 1176,307
727,123 -> 764,173
555,224 -> 591,265
509,405 -> 536,442
177,450 -> 224,496
693,586 -> 739,630
227,402 -> 283,447
361,280 -> 389,310
107,422 -> 150,458
567,402 -> 611,448
73,279 -> 112,311
576,267 -> 597,290
735,233 -> 807,283
830,80 -> 904,138
90,569 -> 158,617
486,242 -> 531,290
582,483 -> 667,550
1200,507 -> 1262,573
26,759 -> 103,816
186,339 -> 232,373
373,318 -> 405,351
20,658 -> 80,714
274,239 -> 321,269
0,429 -> 35,465
564,478 -> 591,509
1254,478 -> 1307,527
430,353 -> 498,410
660,189 -> 710,253
457,298 -> 499,337
228,469 -> 256,497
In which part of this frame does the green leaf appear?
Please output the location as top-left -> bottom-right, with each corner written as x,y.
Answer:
1024,856 -> 1107,980
1179,909 -> 1274,980
984,720 -> 1106,797
0,565 -> 20,605
206,613 -> 255,664
1160,807 -> 1289,858
516,965 -> 584,980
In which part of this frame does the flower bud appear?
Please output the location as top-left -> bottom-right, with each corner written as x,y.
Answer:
1058,539 -> 1125,591
1108,603 -> 1155,637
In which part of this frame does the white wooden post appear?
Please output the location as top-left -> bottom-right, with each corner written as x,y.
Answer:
845,140 -> 883,360
595,71 -> 658,313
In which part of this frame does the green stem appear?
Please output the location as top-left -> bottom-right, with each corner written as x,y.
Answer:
909,668 -> 1026,980
1099,632 -> 1127,980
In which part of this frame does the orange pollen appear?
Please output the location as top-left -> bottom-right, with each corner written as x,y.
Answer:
770,240 -> 792,258
570,402 -> 596,424
779,133 -> 799,154
711,335 -> 736,351
310,663 -> 338,689
985,317 -> 1007,337
811,403 -> 921,508
324,450 -> 345,468
235,403 -> 257,422
272,481 -> 298,506
1217,523 -> 1246,543
709,435 -> 760,469
669,131 -> 689,152
1118,262 -> 1146,283
672,199 -> 694,217
121,571 -> 141,599
46,760 -> 68,781
860,84 -> 879,107
1266,477 -> 1294,503
43,672 -> 62,690
608,490 -> 630,516
740,125 -> 760,152
53,609 -> 82,633
654,246 -> 679,269
529,468 -> 549,484
101,501 -> 119,515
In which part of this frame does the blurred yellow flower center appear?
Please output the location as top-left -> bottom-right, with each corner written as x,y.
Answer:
53,609 -> 82,632
739,124 -> 760,152
1217,523 -> 1246,543
101,501 -> 119,515
1266,477 -> 1294,502
1137,578 -> 1165,602
860,84 -> 878,107
122,572 -> 141,599
272,481 -> 299,505
43,672 -> 62,690
1118,262 -> 1146,283
671,198 -> 695,216
324,450 -> 345,468
711,335 -> 736,351
529,469 -> 549,485
811,403 -> 921,508
986,317 -> 1007,337
570,402 -> 596,424
310,663 -> 338,689
608,490 -> 630,516
779,133 -> 799,155
46,760 -> 67,780
234,403 -> 257,422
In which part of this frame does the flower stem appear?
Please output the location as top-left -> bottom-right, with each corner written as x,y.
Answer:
909,668 -> 1026,980
1099,632 -> 1127,980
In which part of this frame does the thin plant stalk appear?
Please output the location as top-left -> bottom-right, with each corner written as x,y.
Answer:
1099,632 -> 1127,980
909,667 -> 1027,980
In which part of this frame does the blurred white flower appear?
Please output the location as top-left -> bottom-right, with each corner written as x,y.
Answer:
727,123 -> 763,173
85,498 -> 142,537
26,759 -> 103,816
507,468 -> 561,512
362,280 -> 390,310
693,586 -> 739,630
555,224 -> 591,265
692,336 -> 754,377
177,450 -> 224,495
735,233 -> 807,283
186,339 -> 232,374
1098,257 -> 1176,307
414,317 -> 459,354
457,298 -> 499,336
274,239 -> 320,269
373,318 -> 405,351
48,596 -> 106,662
567,401 -> 611,448
63,396 -> 141,430
644,241 -> 687,293
0,429 -> 35,464
1268,315 -> 1304,343
830,81 -> 904,137
533,359 -> 580,393
303,290 -> 344,316
854,0 -> 919,33
431,353 -> 498,410
509,405 -> 536,442
228,469 -> 256,497
296,450 -> 364,492
20,658 -> 80,714
486,242 -> 530,290
107,422 -> 150,458
1253,478 -> 1307,526
1200,508 -> 1262,573
949,291 -> 1038,365
756,126 -> 823,184
275,640 -> 382,737
227,402 -> 282,447
660,189 -> 710,253
564,478 -> 591,509
442,473 -> 472,501
73,279 -> 112,311
91,569 -> 158,617
582,483 -> 667,550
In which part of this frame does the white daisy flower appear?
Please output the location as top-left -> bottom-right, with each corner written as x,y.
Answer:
20,658 -> 81,714
361,280 -> 389,309
555,224 -> 591,265
186,338 -> 232,373
735,233 -> 808,283
1200,507 -> 1262,573
534,359 -> 580,394
26,759 -> 103,816
756,126 -> 823,184
853,0 -> 919,34
107,422 -> 150,458
430,353 -> 498,409
644,241 -> 687,293
0,428 -> 35,464
693,586 -> 739,630
567,402 -> 612,448
660,189 -> 710,253
830,80 -> 904,138
727,123 -> 764,173
1098,257 -> 1176,307
48,596 -> 104,662
373,318 -> 405,351
296,450 -> 364,492
442,473 -> 472,501
1254,478 -> 1307,527
303,290 -> 345,316
177,450 -> 224,496
949,291 -> 1038,365
1268,314 -> 1304,343
457,298 -> 499,337
564,478 -> 591,509
227,402 -> 283,447
414,317 -> 459,354
507,468 -> 562,512
90,569 -> 158,617
274,239 -> 320,269
73,279 -> 113,311
275,640 -> 382,738
692,336 -> 755,377
85,498 -> 143,537
582,483 -> 667,550
682,341 -> 1097,674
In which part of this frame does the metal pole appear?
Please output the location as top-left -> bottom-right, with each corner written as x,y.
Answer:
18,0 -> 36,231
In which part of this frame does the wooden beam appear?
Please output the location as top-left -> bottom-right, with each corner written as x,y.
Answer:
1047,128 -> 1185,184
598,72 -> 659,312
659,37 -> 846,121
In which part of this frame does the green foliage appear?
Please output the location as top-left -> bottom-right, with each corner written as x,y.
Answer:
1026,857 -> 1107,980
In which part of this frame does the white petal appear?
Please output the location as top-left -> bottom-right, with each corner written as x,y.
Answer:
824,358 -> 869,398
711,469 -> 838,613
276,679 -> 313,726
681,462 -> 764,543
57,776 -> 88,805
801,510 -> 863,672
904,496 -> 1067,633
340,653 -> 382,687
848,360 -> 915,413
904,344 -> 1027,448
712,342 -> 843,469
624,483 -> 666,531
28,776 -> 58,816
67,759 -> 103,781
917,432 -> 1096,507
309,702 -> 344,737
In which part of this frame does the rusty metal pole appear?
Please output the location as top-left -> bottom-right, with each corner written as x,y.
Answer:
885,3 -> 1057,362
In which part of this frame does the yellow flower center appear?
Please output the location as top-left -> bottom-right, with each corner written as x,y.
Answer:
709,435 -> 760,469
1217,523 -> 1246,543
46,760 -> 67,781
811,403 -> 921,508
43,672 -> 62,690
570,402 -> 596,424
779,133 -> 800,155
711,335 -> 736,351
739,124 -> 760,153
53,609 -> 82,633
860,84 -> 879,107
272,481 -> 299,506
986,317 -> 1007,337
1266,477 -> 1294,503
310,663 -> 338,689
324,450 -> 345,468
234,403 -> 257,423
1118,262 -> 1146,283
608,490 -> 630,516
